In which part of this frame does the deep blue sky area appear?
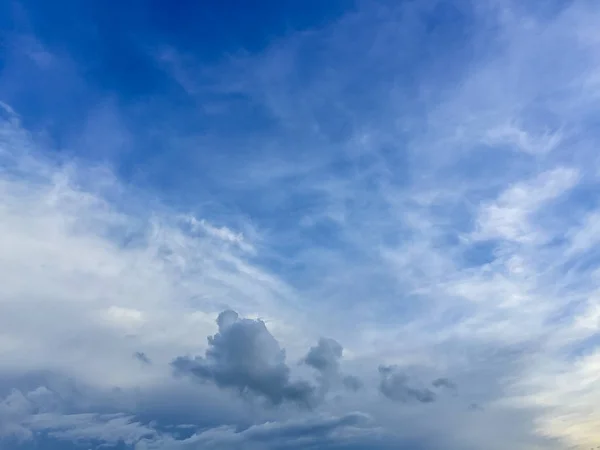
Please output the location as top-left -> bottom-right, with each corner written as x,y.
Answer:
0,1 -> 480,195
6,0 -> 355,96
1,0 -> 364,199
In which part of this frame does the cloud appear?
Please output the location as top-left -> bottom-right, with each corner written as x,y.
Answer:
0,386 -> 395,450
0,103 -> 308,394
483,121 -> 563,155
142,412 -> 381,450
304,337 -> 362,392
378,366 -> 436,404
0,387 -> 157,447
431,378 -> 457,391
172,310 -> 316,407
304,338 -> 343,374
342,375 -> 363,392
473,167 -> 579,244
187,217 -> 255,254
3,0 -> 600,448
134,352 -> 152,365
0,389 -> 36,441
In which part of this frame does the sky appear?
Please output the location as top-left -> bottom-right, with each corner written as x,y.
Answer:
1,0 -> 600,449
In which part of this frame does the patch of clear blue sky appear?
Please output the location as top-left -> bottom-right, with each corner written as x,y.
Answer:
1,0 -> 354,137
1,0 -> 479,189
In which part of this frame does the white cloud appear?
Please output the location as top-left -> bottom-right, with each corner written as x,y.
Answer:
484,122 -> 563,155
187,216 -> 255,253
566,211 -> 600,256
0,109 -> 308,393
474,168 -> 578,243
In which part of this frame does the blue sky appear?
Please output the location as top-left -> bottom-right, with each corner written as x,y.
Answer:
1,1 -> 600,449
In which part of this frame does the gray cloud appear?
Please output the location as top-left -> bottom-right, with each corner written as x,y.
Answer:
303,338 -> 362,392
0,387 -> 157,447
135,412 -> 398,450
378,366 -> 436,404
431,377 -> 456,390
172,310 -> 316,407
342,375 -> 363,392
134,352 -> 152,365
1,386 -> 402,450
304,338 -> 343,374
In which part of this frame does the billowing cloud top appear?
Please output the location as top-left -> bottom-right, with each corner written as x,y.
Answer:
172,310 -> 317,407
1,0 -> 600,449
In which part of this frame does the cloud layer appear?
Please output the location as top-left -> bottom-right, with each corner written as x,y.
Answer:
1,0 -> 600,449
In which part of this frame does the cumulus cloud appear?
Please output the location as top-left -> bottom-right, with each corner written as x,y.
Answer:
172,310 -> 316,407
304,338 -> 343,374
303,337 -> 362,392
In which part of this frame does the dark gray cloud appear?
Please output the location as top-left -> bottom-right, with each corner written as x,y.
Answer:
378,366 -> 436,404
304,338 -> 343,374
134,351 -> 152,365
172,310 -> 316,407
303,338 -> 362,392
431,378 -> 456,390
